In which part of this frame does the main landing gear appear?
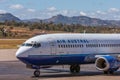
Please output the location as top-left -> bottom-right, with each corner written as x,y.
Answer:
70,64 -> 80,73
33,65 -> 80,77
34,69 -> 40,77
104,70 -> 114,74
103,68 -> 119,75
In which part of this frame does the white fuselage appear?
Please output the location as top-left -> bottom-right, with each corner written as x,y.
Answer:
16,33 -> 120,65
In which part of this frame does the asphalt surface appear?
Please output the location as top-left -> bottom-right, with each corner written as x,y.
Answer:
0,49 -> 120,80
0,61 -> 120,80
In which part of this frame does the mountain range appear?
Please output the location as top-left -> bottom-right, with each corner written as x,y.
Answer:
1,13 -> 120,27
0,13 -> 21,22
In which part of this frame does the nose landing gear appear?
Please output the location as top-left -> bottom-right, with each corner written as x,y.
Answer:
34,69 -> 40,77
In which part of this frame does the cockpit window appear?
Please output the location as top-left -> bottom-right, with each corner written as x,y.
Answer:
22,43 -> 41,48
33,43 -> 41,48
22,43 -> 33,47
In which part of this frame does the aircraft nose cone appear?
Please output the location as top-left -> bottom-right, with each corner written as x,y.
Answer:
16,47 -> 31,58
16,47 -> 31,64
16,47 -> 30,58
16,48 -> 24,58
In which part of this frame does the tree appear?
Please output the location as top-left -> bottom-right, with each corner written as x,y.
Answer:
0,26 -> 7,37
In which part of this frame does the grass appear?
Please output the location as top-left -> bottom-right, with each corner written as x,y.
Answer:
0,39 -> 26,49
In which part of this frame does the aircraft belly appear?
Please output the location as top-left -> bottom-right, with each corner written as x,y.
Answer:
24,54 -> 95,65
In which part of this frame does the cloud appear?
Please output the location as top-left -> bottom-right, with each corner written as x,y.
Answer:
10,4 -> 24,9
80,11 -> 87,16
0,10 -> 6,14
13,6 -> 120,20
88,8 -> 120,20
96,10 -> 106,15
47,7 -> 56,11
27,9 -> 36,12
61,10 -> 69,15
108,8 -> 119,12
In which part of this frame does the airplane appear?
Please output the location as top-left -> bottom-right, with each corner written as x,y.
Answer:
16,33 -> 120,77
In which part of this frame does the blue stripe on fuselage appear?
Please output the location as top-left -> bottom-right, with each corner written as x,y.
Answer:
17,54 -> 96,65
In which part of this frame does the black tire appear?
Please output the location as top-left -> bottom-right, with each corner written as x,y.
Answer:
104,71 -> 114,74
109,71 -> 114,74
70,65 -> 75,73
34,70 -> 40,77
75,65 -> 80,73
70,65 -> 80,73
104,71 -> 108,74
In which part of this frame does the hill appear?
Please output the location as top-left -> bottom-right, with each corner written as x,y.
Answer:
25,14 -> 120,27
0,13 -> 21,22
1,13 -> 120,27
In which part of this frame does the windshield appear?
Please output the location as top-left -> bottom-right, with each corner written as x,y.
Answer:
22,43 -> 33,47
22,43 -> 41,48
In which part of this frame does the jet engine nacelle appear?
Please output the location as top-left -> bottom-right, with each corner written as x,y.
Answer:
95,56 -> 119,71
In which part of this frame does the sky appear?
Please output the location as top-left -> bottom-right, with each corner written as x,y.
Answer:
0,0 -> 120,20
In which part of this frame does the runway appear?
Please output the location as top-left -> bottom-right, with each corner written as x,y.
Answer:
1,61 -> 120,80
0,49 -> 120,80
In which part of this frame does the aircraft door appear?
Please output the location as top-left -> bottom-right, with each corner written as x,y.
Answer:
48,39 -> 57,55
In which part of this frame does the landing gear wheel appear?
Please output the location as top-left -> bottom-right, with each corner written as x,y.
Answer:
104,71 -> 108,74
70,65 -> 80,73
109,71 -> 114,74
75,65 -> 80,73
70,65 -> 75,73
34,70 -> 40,77
104,71 -> 114,74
